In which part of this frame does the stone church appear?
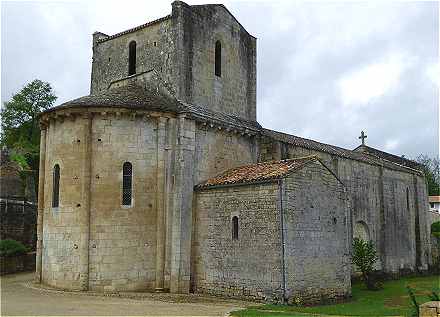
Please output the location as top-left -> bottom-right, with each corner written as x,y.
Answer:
36,1 -> 432,302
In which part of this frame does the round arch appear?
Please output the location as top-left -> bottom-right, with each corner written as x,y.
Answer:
354,221 -> 370,242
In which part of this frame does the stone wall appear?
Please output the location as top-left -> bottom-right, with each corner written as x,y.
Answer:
194,125 -> 257,183
0,199 -> 37,249
91,18 -> 174,95
40,111 -> 179,291
193,182 -> 283,300
91,1 -> 256,122
178,3 -> 257,121
41,116 -> 86,290
427,210 -> 440,268
282,160 -> 351,303
260,137 -> 431,273
193,160 -> 351,303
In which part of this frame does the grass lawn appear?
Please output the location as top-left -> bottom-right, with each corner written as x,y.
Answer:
231,275 -> 439,317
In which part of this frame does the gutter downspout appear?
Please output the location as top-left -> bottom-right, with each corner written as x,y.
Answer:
278,179 -> 287,304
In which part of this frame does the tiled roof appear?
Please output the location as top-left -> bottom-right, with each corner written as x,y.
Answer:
40,84 -> 261,131
41,84 -> 184,115
183,103 -> 261,131
353,144 -> 421,170
429,196 -> 440,203
262,129 -> 423,175
196,156 -> 318,189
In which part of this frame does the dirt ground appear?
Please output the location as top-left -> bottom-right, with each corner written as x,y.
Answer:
1,272 -> 249,316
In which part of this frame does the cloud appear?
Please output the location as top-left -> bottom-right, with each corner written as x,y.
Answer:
1,0 -> 438,158
338,53 -> 412,106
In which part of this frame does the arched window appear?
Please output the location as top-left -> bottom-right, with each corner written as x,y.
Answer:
232,216 -> 238,240
122,162 -> 133,206
215,40 -> 221,77
128,41 -> 136,75
52,164 -> 60,208
354,221 -> 370,242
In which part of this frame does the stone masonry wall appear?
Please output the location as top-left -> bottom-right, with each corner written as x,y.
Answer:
261,138 -> 430,273
193,183 -> 283,300
91,18 -> 174,95
88,113 -> 161,291
0,200 -> 36,249
91,2 -> 257,122
282,160 -> 351,303
182,4 -> 257,121
42,116 -> 87,290
41,110 -> 180,291
194,125 -> 257,183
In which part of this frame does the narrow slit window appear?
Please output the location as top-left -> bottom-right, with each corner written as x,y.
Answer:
215,40 -> 221,77
52,164 -> 60,208
406,188 -> 410,211
232,216 -> 239,240
128,41 -> 136,75
122,162 -> 133,206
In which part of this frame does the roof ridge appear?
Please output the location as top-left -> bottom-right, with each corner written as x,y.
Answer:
96,15 -> 172,44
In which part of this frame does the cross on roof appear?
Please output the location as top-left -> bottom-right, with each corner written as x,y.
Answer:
359,131 -> 367,145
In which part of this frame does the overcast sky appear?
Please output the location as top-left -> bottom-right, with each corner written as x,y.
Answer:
1,0 -> 438,158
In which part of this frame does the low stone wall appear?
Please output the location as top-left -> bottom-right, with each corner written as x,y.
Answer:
427,211 -> 440,270
0,197 -> 37,249
419,301 -> 440,317
0,252 -> 36,275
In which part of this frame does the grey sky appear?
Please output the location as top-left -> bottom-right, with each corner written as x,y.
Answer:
1,0 -> 438,158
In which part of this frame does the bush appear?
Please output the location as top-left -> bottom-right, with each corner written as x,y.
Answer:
431,221 -> 440,239
407,286 -> 419,317
353,237 -> 382,290
0,239 -> 29,257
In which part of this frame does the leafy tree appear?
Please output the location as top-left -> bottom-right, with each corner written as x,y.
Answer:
352,237 -> 381,290
415,155 -> 439,196
1,79 -> 57,197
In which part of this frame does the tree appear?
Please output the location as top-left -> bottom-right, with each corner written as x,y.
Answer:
352,237 -> 381,290
1,79 -> 57,197
415,155 -> 439,196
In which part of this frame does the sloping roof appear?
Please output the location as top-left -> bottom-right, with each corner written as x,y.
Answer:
183,103 -> 261,131
41,84 -> 184,115
353,144 -> 421,170
196,156 -> 320,189
262,128 -> 423,175
40,83 -> 261,131
96,15 -> 171,44
429,196 -> 440,203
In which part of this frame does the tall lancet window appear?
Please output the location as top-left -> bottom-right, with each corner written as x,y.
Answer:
52,164 -> 60,208
128,41 -> 137,75
232,216 -> 239,240
215,40 -> 221,77
122,162 -> 133,206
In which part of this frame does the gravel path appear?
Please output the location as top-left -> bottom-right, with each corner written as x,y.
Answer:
1,272 -> 249,316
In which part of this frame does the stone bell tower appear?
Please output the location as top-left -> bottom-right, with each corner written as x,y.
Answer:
90,1 -> 257,122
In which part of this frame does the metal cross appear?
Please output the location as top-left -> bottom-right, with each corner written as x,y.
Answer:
359,131 -> 367,145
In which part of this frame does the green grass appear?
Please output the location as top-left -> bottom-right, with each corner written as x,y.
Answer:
231,275 -> 439,317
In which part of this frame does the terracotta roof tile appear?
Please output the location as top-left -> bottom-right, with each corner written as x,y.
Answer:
429,196 -> 440,203
263,129 -> 423,175
196,156 -> 318,189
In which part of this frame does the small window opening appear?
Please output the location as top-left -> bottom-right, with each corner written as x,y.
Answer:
128,41 -> 137,75
215,40 -> 221,77
52,164 -> 60,208
122,162 -> 133,206
153,41 -> 157,47
406,188 -> 410,211
232,216 -> 239,240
